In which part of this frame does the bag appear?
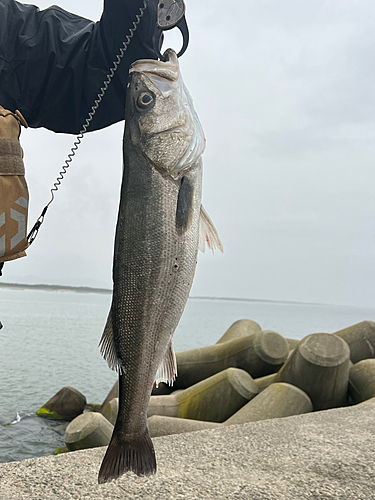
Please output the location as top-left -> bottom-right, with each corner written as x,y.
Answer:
0,106 -> 29,264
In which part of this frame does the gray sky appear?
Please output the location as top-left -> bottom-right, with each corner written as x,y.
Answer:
4,0 -> 375,308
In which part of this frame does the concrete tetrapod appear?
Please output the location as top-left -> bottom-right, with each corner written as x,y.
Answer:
64,412 -> 114,451
36,386 -> 86,420
102,379 -> 174,407
286,338 -> 300,350
147,415 -> 221,438
348,359 -> 375,403
147,367 -> 259,422
254,373 -> 277,393
275,333 -> 350,410
100,380 -> 118,411
101,397 -> 119,425
334,321 -> 375,364
216,319 -> 262,344
174,331 -> 289,389
224,382 -> 313,425
151,382 -> 174,396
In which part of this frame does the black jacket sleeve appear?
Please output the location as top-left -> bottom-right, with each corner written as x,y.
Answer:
0,0 -> 160,133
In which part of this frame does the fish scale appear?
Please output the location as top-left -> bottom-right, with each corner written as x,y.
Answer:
98,49 -> 222,483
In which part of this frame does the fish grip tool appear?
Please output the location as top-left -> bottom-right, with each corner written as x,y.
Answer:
27,0 -> 189,247
154,0 -> 189,60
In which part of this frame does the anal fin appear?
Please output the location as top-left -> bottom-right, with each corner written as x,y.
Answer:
199,205 -> 224,253
155,341 -> 177,387
99,304 -> 124,374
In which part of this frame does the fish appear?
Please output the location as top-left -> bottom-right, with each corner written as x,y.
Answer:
98,48 -> 223,484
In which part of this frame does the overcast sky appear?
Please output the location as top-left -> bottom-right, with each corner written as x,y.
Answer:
4,0 -> 375,308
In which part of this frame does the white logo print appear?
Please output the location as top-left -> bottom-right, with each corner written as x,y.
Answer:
10,197 -> 28,250
0,212 -> 5,257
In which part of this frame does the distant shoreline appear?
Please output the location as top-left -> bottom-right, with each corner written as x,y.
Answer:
0,282 -> 112,295
0,281 -> 340,307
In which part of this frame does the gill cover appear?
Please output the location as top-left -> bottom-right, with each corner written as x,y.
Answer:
128,49 -> 205,174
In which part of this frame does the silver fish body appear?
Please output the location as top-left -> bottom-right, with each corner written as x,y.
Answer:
98,49 -> 221,483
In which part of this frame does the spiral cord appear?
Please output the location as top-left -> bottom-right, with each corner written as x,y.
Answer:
27,0 -> 147,244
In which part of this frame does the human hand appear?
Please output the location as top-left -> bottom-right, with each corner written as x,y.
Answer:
0,106 -> 28,140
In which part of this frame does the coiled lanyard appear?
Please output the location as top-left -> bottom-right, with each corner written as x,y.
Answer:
27,0 -> 189,245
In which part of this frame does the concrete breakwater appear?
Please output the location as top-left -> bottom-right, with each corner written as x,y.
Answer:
1,403 -> 375,499
34,318 -> 375,454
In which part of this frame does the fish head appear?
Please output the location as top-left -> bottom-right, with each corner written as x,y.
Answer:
127,49 -> 205,174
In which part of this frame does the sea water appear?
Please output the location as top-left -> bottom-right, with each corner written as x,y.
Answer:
0,288 -> 374,463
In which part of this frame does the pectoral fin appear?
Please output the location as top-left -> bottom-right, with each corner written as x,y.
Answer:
199,205 -> 224,253
155,341 -> 177,387
176,176 -> 193,235
99,304 -> 124,374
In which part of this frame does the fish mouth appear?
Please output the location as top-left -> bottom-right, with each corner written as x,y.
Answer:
129,49 -> 179,83
155,125 -> 185,136
144,125 -> 186,142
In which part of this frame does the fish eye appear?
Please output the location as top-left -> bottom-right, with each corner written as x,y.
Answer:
137,92 -> 154,109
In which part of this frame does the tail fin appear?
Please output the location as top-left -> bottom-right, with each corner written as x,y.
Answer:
98,427 -> 156,484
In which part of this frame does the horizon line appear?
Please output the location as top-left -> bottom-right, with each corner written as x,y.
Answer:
0,281 -> 357,309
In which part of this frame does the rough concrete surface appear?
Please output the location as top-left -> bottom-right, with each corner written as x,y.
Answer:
0,403 -> 374,500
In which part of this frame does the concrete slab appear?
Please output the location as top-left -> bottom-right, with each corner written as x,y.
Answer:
0,402 -> 374,499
